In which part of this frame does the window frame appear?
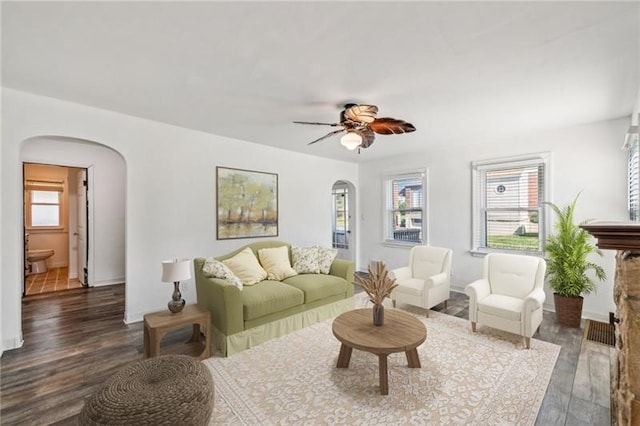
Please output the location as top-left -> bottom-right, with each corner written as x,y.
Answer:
382,168 -> 428,247
25,180 -> 65,230
471,152 -> 550,256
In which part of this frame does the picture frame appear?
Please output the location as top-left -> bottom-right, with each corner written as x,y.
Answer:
216,166 -> 278,240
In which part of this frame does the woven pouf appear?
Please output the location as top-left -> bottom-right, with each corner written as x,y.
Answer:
79,355 -> 214,425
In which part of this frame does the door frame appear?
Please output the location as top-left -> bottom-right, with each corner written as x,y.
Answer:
21,162 -> 95,295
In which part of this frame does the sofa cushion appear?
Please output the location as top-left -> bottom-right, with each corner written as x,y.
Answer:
201,257 -> 243,290
222,247 -> 268,286
283,274 -> 347,304
317,247 -> 338,274
242,280 -> 304,321
258,246 -> 298,281
291,246 -> 320,274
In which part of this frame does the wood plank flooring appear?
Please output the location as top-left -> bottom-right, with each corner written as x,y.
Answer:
1,285 -> 612,425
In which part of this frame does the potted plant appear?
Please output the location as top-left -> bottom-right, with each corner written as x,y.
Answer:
544,193 -> 606,328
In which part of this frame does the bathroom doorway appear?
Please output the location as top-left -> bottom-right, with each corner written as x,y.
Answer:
23,163 -> 88,296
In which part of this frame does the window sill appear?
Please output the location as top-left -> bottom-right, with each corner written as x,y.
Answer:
27,227 -> 66,234
470,248 -> 543,257
382,240 -> 423,249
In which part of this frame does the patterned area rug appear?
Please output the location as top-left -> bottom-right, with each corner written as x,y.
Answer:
204,296 -> 560,425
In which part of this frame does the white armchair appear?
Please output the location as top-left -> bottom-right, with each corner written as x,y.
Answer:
465,253 -> 546,349
390,246 -> 452,317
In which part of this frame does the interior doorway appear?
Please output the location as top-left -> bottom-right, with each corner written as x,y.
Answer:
331,180 -> 356,262
23,163 -> 88,296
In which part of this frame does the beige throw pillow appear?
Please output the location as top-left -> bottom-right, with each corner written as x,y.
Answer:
258,246 -> 298,281
222,247 -> 267,285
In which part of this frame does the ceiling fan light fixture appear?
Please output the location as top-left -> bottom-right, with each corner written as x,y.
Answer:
340,132 -> 362,150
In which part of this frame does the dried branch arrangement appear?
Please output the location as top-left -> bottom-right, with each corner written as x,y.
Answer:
354,262 -> 398,305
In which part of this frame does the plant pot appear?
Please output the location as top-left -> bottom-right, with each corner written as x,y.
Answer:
554,293 -> 583,328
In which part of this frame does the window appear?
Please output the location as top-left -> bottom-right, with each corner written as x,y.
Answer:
25,180 -> 64,228
627,133 -> 639,221
384,169 -> 426,244
472,153 -> 549,254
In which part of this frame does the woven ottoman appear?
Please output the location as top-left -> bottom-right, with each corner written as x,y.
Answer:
79,355 -> 214,425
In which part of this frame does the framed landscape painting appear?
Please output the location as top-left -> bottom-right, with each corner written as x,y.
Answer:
216,166 -> 278,240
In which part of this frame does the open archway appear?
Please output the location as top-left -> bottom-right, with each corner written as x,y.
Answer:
331,180 -> 356,263
19,135 -> 126,307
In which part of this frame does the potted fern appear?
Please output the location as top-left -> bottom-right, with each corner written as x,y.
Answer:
544,193 -> 606,328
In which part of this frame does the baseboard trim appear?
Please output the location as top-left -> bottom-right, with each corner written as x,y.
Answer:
3,335 -> 24,353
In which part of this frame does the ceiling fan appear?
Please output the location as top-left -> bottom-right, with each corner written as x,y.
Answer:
293,103 -> 416,151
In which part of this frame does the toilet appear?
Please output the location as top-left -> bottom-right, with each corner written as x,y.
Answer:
27,249 -> 55,274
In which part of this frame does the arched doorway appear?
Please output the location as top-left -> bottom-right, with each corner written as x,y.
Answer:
20,136 -> 126,299
331,180 -> 356,262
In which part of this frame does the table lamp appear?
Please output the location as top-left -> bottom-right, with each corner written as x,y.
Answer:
161,258 -> 191,313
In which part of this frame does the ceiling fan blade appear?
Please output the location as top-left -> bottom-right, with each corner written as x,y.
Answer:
293,121 -> 341,126
307,128 -> 345,145
344,104 -> 378,124
358,129 -> 376,149
369,117 -> 416,135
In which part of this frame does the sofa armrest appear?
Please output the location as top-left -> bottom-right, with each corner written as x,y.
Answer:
193,258 -> 244,336
523,288 -> 546,312
465,279 -> 490,323
425,272 -> 448,289
329,258 -> 355,297
390,266 -> 411,282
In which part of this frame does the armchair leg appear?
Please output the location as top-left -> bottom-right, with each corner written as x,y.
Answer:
471,322 -> 476,332
443,300 -> 448,310
525,337 -> 531,349
392,300 -> 396,308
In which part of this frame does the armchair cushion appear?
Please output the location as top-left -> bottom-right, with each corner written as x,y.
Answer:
396,278 -> 426,296
478,294 -> 523,321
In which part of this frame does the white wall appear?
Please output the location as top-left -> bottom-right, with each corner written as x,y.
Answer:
1,89 -> 358,352
359,118 -> 629,321
22,138 -> 127,285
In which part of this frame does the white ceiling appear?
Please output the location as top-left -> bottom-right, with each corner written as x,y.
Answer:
2,1 -> 638,163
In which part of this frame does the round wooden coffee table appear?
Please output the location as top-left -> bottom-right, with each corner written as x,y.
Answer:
332,308 -> 427,395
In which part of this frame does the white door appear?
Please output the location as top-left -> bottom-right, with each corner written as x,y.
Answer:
77,169 -> 88,285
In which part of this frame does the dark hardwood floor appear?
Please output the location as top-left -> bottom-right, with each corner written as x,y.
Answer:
1,284 -> 612,425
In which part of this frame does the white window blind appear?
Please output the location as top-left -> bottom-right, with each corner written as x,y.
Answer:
472,153 -> 549,254
384,170 -> 426,244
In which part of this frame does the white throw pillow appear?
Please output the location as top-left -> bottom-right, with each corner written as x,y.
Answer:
258,246 -> 298,281
291,246 -> 320,274
317,246 -> 338,274
201,257 -> 243,290
222,247 -> 268,286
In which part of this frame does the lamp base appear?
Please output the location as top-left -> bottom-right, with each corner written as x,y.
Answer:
168,281 -> 186,313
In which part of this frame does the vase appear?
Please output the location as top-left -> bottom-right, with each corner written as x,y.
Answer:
373,303 -> 384,326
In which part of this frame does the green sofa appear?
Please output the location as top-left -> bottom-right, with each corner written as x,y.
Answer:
194,240 -> 355,356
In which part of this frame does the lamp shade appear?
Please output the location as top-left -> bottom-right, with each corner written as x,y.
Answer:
161,259 -> 191,282
340,132 -> 362,150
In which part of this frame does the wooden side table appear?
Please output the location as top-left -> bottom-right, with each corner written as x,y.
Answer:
143,304 -> 211,360
332,308 -> 426,395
